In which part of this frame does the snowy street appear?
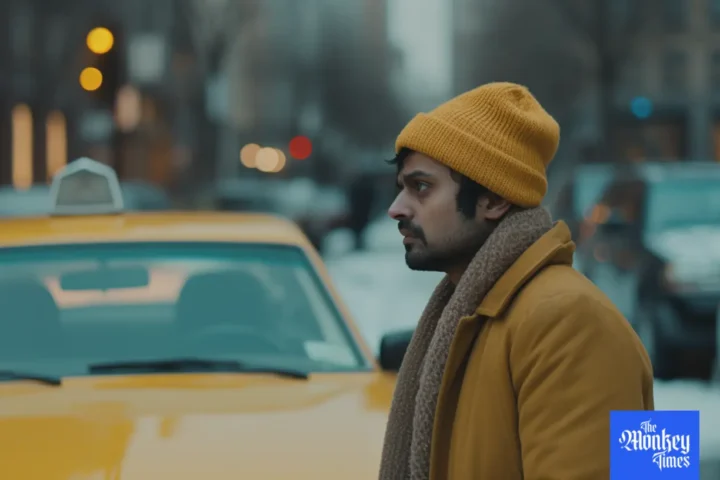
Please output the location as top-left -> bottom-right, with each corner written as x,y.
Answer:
325,219 -> 720,477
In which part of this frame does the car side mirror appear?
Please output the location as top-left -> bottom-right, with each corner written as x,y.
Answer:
378,328 -> 414,372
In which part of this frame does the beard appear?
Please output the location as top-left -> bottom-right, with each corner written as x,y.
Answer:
404,221 -> 495,272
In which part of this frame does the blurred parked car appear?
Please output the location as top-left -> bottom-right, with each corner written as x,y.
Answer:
212,177 -> 349,253
0,158 -> 407,479
0,180 -> 171,217
117,180 -> 173,210
0,185 -> 51,217
579,162 -> 720,380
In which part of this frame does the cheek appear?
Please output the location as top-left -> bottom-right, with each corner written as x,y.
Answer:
420,193 -> 463,238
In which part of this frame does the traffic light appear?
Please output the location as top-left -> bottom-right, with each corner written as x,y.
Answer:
80,24 -> 124,108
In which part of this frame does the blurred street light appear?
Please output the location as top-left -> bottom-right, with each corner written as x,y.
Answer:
272,149 -> 287,173
256,147 -> 280,172
240,143 -> 260,168
11,104 -> 33,190
80,67 -> 103,91
115,85 -> 142,132
46,111 -> 67,181
289,136 -> 312,160
86,27 -> 115,54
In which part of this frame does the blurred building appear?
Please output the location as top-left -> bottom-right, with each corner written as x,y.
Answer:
446,0 -> 720,165
388,0 -> 454,113
0,0 -> 186,188
222,0 -> 399,183
611,0 -> 720,162
0,0 -> 423,191
221,0 -> 322,180
451,0 -> 500,95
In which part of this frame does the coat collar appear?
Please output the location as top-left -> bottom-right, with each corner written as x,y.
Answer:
475,220 -> 575,318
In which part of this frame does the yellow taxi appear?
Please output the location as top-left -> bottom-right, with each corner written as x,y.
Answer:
0,158 -> 412,479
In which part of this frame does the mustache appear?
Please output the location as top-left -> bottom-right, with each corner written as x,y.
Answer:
397,219 -> 426,241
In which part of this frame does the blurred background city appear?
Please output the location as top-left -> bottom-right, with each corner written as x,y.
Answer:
2,0 -> 720,473
10,0 -> 720,210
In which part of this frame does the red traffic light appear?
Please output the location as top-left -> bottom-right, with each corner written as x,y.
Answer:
289,136 -> 312,160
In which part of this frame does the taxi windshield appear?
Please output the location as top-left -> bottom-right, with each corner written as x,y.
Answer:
0,242 -> 369,377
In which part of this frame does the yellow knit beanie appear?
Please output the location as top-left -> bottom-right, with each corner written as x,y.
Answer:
395,82 -> 560,207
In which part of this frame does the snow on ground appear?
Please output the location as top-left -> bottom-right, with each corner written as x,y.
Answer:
655,380 -> 720,460
324,218 -> 442,354
325,218 -> 720,464
328,249 -> 442,354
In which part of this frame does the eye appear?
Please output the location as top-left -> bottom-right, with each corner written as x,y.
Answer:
415,181 -> 430,192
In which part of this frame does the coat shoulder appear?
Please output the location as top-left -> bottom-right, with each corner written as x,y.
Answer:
502,264 -> 652,376
504,263 -> 639,342
512,264 -> 623,319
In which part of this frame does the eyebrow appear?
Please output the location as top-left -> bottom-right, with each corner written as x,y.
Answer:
397,170 -> 434,186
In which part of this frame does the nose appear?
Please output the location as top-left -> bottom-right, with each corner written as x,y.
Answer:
388,192 -> 411,220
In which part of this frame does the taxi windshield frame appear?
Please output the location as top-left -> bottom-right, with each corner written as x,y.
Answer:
0,241 -> 373,372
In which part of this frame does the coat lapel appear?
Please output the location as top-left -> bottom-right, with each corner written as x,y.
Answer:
429,221 -> 577,478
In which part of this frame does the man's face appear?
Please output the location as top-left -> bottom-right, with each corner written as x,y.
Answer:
388,152 -> 507,273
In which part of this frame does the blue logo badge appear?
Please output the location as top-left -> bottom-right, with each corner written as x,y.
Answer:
610,410 -> 700,479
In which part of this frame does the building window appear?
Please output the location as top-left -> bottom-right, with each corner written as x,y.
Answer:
10,5 -> 33,58
610,0 -> 638,30
711,116 -> 720,161
662,50 -> 687,92
620,57 -> 644,94
662,0 -> 687,32
713,122 -> 720,161
711,52 -> 720,90
711,0 -> 720,28
612,119 -> 687,163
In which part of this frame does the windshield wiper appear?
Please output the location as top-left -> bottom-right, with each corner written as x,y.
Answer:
0,370 -> 62,386
87,357 -> 309,380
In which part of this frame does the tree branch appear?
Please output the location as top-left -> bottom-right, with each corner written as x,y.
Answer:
544,0 -> 596,49
546,0 -> 649,63
178,0 -> 257,74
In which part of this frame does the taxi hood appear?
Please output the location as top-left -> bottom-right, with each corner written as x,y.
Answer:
0,372 -> 395,480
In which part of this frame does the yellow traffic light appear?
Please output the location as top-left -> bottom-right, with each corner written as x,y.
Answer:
79,67 -> 103,91
86,27 -> 114,54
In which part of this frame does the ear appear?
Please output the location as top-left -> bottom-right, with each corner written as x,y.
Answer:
477,195 -> 512,221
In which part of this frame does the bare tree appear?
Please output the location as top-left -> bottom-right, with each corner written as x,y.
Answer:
467,2 -> 590,125
474,0 -> 652,149
468,0 -> 655,212
454,1 -> 597,213
317,21 -> 406,150
177,0 -> 259,184
547,0 -> 651,156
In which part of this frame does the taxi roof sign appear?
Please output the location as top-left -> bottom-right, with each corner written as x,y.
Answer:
49,157 -> 124,216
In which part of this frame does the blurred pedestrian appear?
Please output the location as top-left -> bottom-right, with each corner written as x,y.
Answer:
378,82 -> 654,480
348,172 -> 375,250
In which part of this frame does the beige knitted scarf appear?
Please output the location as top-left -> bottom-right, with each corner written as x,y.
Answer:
378,206 -> 554,480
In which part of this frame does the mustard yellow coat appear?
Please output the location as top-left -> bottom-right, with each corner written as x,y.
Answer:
429,221 -> 654,479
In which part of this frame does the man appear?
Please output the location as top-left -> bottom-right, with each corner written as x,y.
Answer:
378,82 -> 654,480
